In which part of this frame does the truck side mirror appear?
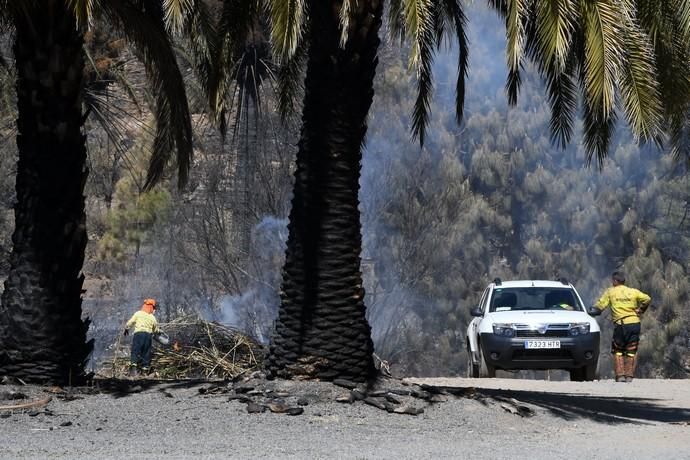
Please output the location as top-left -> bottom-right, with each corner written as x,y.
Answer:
587,307 -> 602,316
470,307 -> 484,317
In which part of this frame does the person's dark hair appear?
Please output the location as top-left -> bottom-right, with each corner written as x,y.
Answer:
612,271 -> 626,284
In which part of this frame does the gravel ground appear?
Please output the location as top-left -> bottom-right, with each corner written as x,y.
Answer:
1,376 -> 689,459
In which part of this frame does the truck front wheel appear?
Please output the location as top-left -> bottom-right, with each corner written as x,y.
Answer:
467,345 -> 480,378
478,342 -> 496,378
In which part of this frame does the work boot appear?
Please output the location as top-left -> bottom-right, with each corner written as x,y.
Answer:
614,354 -> 625,382
624,355 -> 637,383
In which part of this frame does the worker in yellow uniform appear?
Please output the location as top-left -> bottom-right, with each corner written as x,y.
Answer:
124,298 -> 159,376
595,271 -> 651,383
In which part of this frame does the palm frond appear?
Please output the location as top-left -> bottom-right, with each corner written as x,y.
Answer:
505,66 -> 523,106
440,0 -> 468,124
215,1 -> 273,136
579,1 -> 622,121
270,0 -> 306,62
102,0 -> 193,189
524,11 -> 579,149
405,0 -> 436,146
582,81 -> 617,167
676,0 -> 690,43
276,40 -> 305,120
387,0 -> 406,44
534,0 -> 576,72
505,0 -> 532,105
670,112 -> 690,164
506,0 -> 526,73
179,0 -> 217,115
638,0 -> 690,151
66,0 -> 101,29
637,0 -> 674,43
205,0 -> 241,134
432,1 -> 450,46
544,58 -> 578,149
84,88 -> 151,187
487,0 -> 508,18
618,13 -> 663,143
163,0 -> 193,33
339,0 -> 354,48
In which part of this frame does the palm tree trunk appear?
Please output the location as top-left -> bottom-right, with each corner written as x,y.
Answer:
267,0 -> 383,381
0,3 -> 92,384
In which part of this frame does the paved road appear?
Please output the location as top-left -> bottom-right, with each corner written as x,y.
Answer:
406,377 -> 690,423
1,377 -> 689,459
406,377 -> 690,418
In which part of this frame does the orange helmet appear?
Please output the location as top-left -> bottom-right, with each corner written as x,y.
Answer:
142,298 -> 157,313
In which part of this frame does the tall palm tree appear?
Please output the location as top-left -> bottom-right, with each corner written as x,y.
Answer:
265,0 -> 469,381
0,0 -> 201,384
265,0 -> 690,382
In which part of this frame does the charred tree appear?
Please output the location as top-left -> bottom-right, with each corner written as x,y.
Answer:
266,0 -> 383,381
0,3 -> 93,384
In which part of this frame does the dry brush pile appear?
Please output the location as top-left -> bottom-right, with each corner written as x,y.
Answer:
102,316 -> 265,380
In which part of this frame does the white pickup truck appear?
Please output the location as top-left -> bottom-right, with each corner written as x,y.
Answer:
466,279 -> 601,381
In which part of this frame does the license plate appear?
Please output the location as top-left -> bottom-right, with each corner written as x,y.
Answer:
524,340 -> 561,349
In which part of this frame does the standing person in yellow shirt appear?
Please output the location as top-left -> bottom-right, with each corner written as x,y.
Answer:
595,272 -> 651,383
124,298 -> 159,376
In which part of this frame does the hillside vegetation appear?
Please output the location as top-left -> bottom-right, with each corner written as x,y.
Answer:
0,3 -> 687,379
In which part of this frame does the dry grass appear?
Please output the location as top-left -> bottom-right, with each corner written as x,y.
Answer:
101,315 -> 265,380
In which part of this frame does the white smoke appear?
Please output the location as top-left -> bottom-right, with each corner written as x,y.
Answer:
218,216 -> 288,343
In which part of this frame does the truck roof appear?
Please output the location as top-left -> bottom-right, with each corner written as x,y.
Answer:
491,280 -> 573,288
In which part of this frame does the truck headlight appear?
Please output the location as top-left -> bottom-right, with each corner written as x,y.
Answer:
492,323 -> 515,337
569,323 -> 590,336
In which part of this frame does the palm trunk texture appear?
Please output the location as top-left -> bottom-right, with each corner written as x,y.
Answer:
0,4 -> 93,384
266,0 -> 383,381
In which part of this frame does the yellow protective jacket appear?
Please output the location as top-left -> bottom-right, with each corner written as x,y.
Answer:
126,310 -> 159,334
595,285 -> 651,324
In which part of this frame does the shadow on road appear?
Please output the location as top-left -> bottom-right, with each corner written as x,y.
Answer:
437,385 -> 690,425
78,377 -> 218,399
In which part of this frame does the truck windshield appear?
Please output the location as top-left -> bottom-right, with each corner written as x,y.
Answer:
489,287 -> 583,312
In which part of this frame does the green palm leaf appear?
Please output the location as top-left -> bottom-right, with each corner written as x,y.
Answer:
618,14 -> 663,142
504,0 -> 531,105
506,0 -> 527,75
579,1 -> 622,119
637,0 -> 690,159
270,0 -> 306,62
535,0 -> 576,72
405,0 -> 436,146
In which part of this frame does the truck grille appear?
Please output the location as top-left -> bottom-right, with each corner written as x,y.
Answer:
514,323 -> 571,338
516,330 -> 569,338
